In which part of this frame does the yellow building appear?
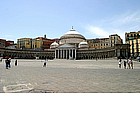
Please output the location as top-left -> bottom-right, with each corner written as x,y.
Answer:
125,31 -> 140,57
32,38 -> 43,50
17,38 -> 32,49
17,36 -> 56,50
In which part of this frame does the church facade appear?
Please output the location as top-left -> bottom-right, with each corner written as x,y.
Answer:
50,27 -> 88,60
48,27 -> 129,60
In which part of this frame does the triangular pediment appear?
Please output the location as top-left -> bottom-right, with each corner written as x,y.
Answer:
57,44 -> 75,49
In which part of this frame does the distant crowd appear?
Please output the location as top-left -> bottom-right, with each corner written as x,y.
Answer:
118,58 -> 133,69
1,57 -> 48,69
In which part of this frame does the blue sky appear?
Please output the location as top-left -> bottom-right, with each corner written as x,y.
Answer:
0,0 -> 140,42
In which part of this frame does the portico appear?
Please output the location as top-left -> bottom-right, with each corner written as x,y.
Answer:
55,44 -> 77,59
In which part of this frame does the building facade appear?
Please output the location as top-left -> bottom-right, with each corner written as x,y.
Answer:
6,40 -> 14,47
87,34 -> 123,49
0,39 -> 15,48
125,31 -> 140,57
0,39 -> 6,48
17,38 -> 32,49
17,35 -> 58,50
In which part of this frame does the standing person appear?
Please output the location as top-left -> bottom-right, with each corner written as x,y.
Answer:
124,60 -> 127,69
5,58 -> 9,69
15,59 -> 18,66
8,58 -> 11,68
127,58 -> 131,69
118,59 -> 122,68
43,59 -> 47,67
130,59 -> 134,69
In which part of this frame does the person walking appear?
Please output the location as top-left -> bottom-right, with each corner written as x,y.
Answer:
124,60 -> 127,69
127,58 -> 134,69
118,59 -> 122,68
43,59 -> 47,67
5,58 -> 9,69
15,59 -> 18,66
130,59 -> 134,69
127,59 -> 131,69
8,58 -> 11,68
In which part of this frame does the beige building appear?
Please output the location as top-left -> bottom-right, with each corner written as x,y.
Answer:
87,38 -> 110,49
87,34 -> 123,49
125,31 -> 140,57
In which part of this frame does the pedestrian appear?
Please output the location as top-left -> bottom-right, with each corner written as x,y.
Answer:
8,58 -> 11,68
127,58 -> 131,69
130,59 -> 134,69
43,59 -> 47,67
124,60 -> 126,69
118,59 -> 122,68
5,58 -> 9,69
15,59 -> 18,66
43,61 -> 46,67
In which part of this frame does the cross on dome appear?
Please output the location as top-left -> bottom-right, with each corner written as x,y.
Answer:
70,26 -> 75,31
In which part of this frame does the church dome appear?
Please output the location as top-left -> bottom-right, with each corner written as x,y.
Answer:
59,27 -> 86,45
50,41 -> 59,49
60,28 -> 85,40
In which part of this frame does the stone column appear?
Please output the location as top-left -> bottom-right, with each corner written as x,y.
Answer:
72,49 -> 73,59
75,49 -> 77,60
55,50 -> 57,59
61,50 -> 63,59
66,50 -> 67,59
60,50 -> 62,59
59,50 -> 61,59
58,50 -> 59,59
63,50 -> 65,59
69,49 -> 71,59
61,50 -> 62,59
65,50 -> 66,59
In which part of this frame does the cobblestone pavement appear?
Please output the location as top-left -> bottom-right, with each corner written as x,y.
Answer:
0,58 -> 140,93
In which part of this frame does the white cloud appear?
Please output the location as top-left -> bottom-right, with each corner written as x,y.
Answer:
1,34 -> 16,41
85,11 -> 140,42
111,11 -> 140,26
86,25 -> 110,38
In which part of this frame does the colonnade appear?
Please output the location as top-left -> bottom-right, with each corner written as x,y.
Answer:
55,49 -> 76,59
0,45 -> 130,60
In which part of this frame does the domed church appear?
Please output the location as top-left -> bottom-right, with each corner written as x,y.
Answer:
2,27 -> 130,60
51,27 -> 89,59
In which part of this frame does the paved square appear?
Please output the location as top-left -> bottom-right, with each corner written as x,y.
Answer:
0,59 -> 140,93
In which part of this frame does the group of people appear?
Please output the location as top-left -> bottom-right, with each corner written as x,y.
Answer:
118,58 -> 133,69
4,57 -> 47,69
5,58 -> 18,69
